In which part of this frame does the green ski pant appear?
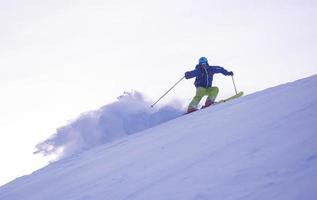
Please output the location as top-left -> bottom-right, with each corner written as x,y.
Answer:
188,86 -> 219,109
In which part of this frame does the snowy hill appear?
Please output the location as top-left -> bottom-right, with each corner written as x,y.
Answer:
1,75 -> 317,200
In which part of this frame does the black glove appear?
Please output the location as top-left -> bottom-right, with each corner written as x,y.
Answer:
227,71 -> 234,76
185,72 -> 191,79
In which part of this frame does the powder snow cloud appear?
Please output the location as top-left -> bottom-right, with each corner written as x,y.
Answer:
35,91 -> 184,160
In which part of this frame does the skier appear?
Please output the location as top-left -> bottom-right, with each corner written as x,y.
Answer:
185,57 -> 234,113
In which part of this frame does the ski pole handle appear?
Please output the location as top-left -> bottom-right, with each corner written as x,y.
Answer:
231,75 -> 238,95
151,76 -> 185,108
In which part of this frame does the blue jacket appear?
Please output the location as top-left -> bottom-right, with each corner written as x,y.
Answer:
185,64 -> 232,88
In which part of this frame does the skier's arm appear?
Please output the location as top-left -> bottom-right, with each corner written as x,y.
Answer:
213,66 -> 233,76
184,69 -> 200,79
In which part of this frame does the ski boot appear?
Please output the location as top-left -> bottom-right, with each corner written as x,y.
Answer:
201,99 -> 215,109
186,107 -> 198,114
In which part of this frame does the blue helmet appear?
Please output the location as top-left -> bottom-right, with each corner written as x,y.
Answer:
199,57 -> 208,64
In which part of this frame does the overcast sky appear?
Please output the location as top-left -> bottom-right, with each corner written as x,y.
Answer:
0,0 -> 316,186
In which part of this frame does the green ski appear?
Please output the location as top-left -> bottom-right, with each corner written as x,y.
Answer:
184,91 -> 244,115
216,91 -> 244,104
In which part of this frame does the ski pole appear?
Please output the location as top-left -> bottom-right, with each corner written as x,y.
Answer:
151,76 -> 185,108
231,75 -> 238,95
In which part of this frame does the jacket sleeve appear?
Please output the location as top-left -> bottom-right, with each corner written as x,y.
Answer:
185,69 -> 200,79
212,66 -> 231,76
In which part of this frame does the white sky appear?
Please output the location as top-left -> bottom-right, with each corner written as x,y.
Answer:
0,0 -> 316,186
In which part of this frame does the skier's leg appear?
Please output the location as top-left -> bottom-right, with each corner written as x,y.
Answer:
204,86 -> 219,107
187,87 -> 206,112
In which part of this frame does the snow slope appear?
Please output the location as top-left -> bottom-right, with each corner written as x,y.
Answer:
1,75 -> 317,200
